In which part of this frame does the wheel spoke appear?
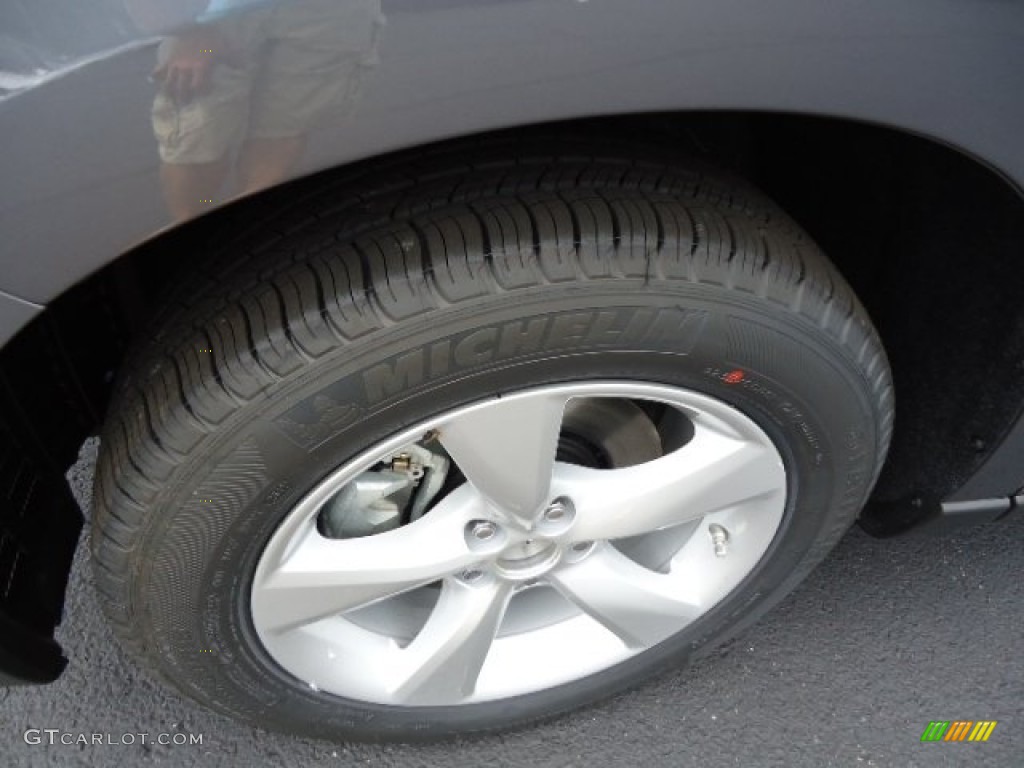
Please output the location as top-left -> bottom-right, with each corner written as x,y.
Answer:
548,544 -> 699,648
438,391 -> 568,524
252,492 -> 483,633
555,422 -> 785,543
391,578 -> 513,704
614,519 -> 703,573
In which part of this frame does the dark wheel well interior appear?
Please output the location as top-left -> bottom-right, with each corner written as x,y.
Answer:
4,111 -> 1024,527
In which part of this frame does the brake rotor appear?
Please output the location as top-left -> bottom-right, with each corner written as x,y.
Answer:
559,398 -> 663,468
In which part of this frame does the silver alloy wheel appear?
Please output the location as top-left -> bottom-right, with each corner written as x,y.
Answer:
250,382 -> 787,706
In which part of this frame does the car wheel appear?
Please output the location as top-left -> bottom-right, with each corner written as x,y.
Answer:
92,152 -> 893,741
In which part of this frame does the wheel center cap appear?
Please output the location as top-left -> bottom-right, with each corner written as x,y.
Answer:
494,539 -> 562,581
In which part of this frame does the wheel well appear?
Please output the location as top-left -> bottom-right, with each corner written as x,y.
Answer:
5,111 -> 1024,515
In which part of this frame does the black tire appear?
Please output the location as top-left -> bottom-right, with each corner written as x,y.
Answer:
92,146 -> 893,742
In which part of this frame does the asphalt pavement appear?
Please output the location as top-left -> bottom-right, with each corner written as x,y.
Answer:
3,438 -> 1022,767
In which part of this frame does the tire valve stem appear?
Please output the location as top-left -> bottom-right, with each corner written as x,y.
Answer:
708,524 -> 730,558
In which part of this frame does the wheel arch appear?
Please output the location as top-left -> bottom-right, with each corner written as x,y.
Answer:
3,110 -> 1024,526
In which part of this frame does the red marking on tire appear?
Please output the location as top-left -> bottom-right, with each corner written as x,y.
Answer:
723,370 -> 745,385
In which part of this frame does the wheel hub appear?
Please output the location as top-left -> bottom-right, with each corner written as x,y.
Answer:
494,539 -> 563,581
483,497 -> 590,580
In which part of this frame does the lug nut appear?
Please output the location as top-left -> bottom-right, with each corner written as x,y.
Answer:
470,521 -> 498,541
536,497 -> 577,536
465,520 -> 505,552
709,524 -> 730,557
564,540 -> 594,562
543,501 -> 570,522
460,569 -> 484,583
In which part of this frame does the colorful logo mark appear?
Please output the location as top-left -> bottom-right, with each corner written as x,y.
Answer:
921,721 -> 997,743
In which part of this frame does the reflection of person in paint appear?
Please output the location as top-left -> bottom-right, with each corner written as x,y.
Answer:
127,0 -> 384,222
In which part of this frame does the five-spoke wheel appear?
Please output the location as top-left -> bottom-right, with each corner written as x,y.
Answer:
251,383 -> 787,705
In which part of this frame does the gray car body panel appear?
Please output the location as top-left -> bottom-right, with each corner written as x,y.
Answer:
0,292 -> 41,346
1,0 -> 1023,492
2,0 -> 1022,308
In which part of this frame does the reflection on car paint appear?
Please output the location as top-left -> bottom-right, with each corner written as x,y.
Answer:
128,0 -> 385,221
